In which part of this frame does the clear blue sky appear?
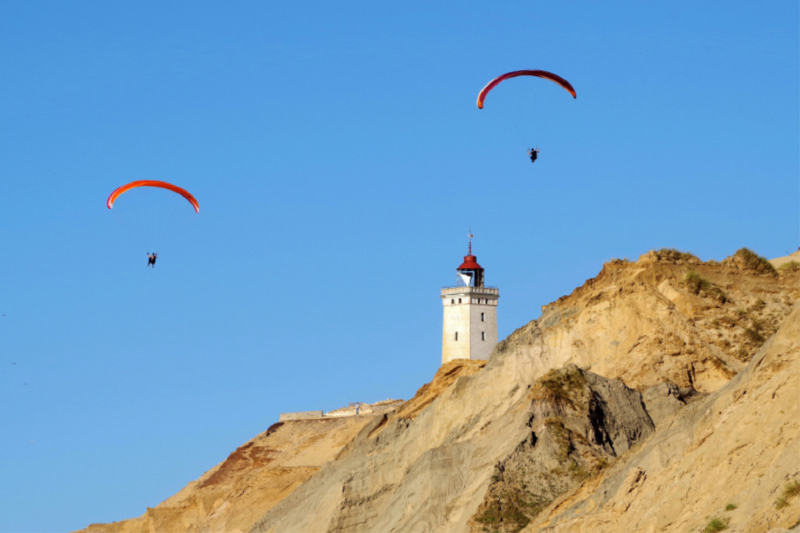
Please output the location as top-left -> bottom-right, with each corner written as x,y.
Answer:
0,1 -> 796,531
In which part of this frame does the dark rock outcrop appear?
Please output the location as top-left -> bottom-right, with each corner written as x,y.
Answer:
470,365 -> 654,533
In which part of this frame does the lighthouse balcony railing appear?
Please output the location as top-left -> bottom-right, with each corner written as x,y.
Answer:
441,286 -> 499,295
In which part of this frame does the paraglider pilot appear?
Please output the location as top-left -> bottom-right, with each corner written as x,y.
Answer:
528,147 -> 539,163
147,252 -> 158,267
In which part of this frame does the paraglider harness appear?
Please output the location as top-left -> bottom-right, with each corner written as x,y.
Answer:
528,147 -> 539,163
147,253 -> 158,267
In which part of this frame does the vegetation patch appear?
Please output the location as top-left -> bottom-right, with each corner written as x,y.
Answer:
777,479 -> 800,510
684,270 -> 728,302
473,491 -> 539,533
724,503 -> 737,511
704,517 -> 730,532
749,299 -> 766,313
743,328 -> 765,344
778,260 -> 800,271
717,316 -> 736,328
534,366 -> 590,410
654,248 -> 698,262
733,248 -> 776,273
738,312 -> 780,350
544,418 -> 573,463
685,270 -> 712,292
566,459 -> 591,482
734,347 -> 750,361
473,468 -> 554,533
472,412 -> 613,532
542,418 -> 603,482
785,479 -> 800,498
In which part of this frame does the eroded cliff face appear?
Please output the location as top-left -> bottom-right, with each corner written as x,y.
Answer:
76,249 -> 799,533
524,304 -> 800,533
468,365 -> 655,533
509,248 -> 798,393
248,253 -> 797,533
75,404 -> 395,533
73,362 -> 486,533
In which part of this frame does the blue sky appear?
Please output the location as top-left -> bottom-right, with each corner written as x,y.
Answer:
0,1 -> 797,531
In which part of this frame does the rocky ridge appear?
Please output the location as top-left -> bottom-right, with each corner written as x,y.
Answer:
468,364 -> 655,533
524,248 -> 798,393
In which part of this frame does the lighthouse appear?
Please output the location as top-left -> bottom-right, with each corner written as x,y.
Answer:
441,237 -> 499,364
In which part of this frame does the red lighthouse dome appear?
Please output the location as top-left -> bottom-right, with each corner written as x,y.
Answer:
458,254 -> 482,270
456,236 -> 484,287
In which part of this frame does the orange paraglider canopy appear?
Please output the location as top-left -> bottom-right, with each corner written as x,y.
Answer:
477,70 -> 576,109
106,180 -> 199,213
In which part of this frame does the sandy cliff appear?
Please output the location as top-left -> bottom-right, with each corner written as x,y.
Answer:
530,248 -> 797,393
76,249 -> 799,533
525,304 -> 800,533
247,249 -> 797,533
76,401 -> 400,533
74,361 -> 487,533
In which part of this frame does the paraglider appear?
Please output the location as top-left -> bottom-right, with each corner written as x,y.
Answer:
477,70 -> 576,109
107,180 -> 199,213
477,70 -> 576,164
107,181 -> 198,267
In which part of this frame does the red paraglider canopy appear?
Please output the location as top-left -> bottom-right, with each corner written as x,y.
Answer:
107,180 -> 199,213
477,70 -> 576,109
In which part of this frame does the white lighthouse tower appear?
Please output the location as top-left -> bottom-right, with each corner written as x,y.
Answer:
441,236 -> 499,364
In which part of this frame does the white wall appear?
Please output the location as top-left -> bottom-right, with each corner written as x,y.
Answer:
441,288 -> 499,364
469,301 -> 498,361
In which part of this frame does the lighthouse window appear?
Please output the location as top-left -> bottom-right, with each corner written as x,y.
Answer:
455,331 -> 458,341
451,299 -> 454,305
481,312 -> 485,322
458,298 -> 462,304
481,332 -> 485,341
